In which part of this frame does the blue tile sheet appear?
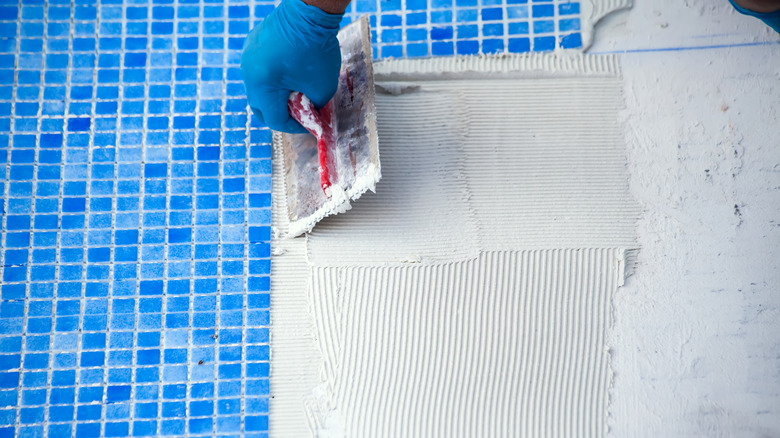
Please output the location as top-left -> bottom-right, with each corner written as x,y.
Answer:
344,0 -> 583,57
0,0 -> 580,436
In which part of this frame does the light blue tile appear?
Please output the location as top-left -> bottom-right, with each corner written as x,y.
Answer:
2,1 -> 582,436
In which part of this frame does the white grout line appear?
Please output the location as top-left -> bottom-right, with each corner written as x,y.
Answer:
9,0 -> 25,433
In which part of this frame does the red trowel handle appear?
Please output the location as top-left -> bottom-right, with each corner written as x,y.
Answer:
287,92 -> 334,194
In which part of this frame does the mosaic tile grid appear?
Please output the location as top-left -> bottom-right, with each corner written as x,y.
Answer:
343,0 -> 582,58
0,0 -> 580,436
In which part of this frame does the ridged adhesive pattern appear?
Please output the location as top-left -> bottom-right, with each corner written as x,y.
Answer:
307,91 -> 480,265
309,249 -> 621,437
309,72 -> 639,264
270,54 -> 639,437
373,53 -> 622,79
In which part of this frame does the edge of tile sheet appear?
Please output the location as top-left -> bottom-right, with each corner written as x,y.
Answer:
373,52 -> 621,79
270,131 -> 323,437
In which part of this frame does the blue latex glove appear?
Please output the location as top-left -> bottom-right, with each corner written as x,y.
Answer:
241,0 -> 344,134
728,0 -> 780,33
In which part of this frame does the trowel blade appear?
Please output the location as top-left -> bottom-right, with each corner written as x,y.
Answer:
278,16 -> 380,238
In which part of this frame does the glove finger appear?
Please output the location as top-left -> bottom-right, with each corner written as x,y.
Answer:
255,87 -> 308,134
251,104 -> 308,135
280,117 -> 309,135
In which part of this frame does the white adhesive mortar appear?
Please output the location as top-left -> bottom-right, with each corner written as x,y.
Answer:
590,1 -> 780,436
271,54 -> 639,437
270,2 -> 780,437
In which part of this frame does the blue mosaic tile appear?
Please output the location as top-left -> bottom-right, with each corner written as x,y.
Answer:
347,0 -> 582,57
1,0 -> 581,435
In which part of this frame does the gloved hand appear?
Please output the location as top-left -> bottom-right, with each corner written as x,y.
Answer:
241,0 -> 344,134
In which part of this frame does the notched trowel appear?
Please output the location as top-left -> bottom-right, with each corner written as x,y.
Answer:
277,16 -> 380,238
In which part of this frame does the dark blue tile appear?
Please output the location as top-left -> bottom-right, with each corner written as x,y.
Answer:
62,197 -> 86,212
431,26 -> 453,40
134,402 -> 158,419
152,21 -> 173,35
247,226 -> 270,243
560,32 -> 582,49
140,280 -> 164,296
167,280 -> 190,295
106,385 -> 131,402
51,370 -> 75,387
532,3 -> 554,17
153,6 -> 175,20
26,318 -> 52,334
127,370 -> 153,387
115,230 -> 139,245
245,415 -> 269,432
248,259 -> 270,275
80,351 -> 105,367
49,387 -> 75,405
105,422 -> 129,438
49,404 -> 74,422
78,386 -> 103,404
82,333 -> 106,350
75,422 -> 100,438
247,293 -> 270,310
481,7 -> 503,20
0,355 -> 22,373
534,35 -> 556,51
163,384 -> 186,400
187,383 -> 213,400
188,417 -> 212,434
247,275 -> 270,292
20,407 -> 45,424
132,420 -> 158,436
248,194 -> 271,208
114,247 -> 137,262
87,247 -> 110,263
482,39 -> 504,53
